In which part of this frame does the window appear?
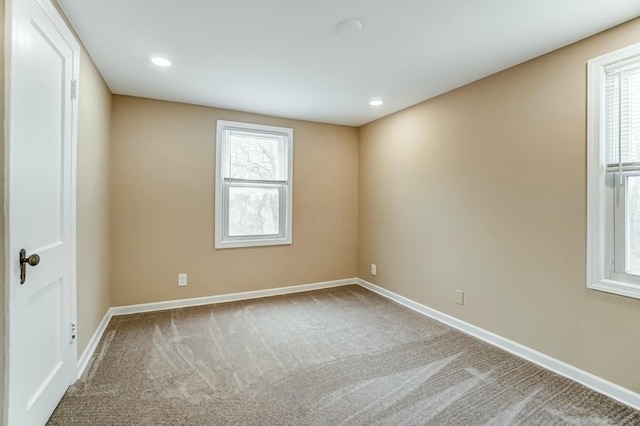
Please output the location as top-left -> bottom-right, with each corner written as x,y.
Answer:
587,42 -> 640,299
215,120 -> 293,249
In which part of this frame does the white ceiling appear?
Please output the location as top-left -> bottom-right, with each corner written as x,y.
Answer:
57,0 -> 640,127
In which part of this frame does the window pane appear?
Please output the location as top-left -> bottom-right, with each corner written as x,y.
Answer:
228,131 -> 284,181
604,66 -> 640,166
628,176 -> 640,275
605,70 -> 620,165
228,186 -> 280,236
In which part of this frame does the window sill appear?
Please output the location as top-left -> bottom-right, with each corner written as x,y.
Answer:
588,278 -> 640,300
215,237 -> 292,250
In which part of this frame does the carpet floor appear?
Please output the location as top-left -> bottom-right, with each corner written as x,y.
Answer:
48,285 -> 640,425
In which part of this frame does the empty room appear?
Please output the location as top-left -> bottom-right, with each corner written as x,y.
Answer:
4,0 -> 640,424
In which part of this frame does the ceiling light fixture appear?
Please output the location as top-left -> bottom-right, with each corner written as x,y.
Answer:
369,99 -> 384,106
150,57 -> 171,67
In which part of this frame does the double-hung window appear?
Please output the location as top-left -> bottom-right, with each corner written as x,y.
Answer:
587,42 -> 640,299
215,120 -> 293,249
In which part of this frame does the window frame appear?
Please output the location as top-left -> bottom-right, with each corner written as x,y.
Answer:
215,120 -> 293,249
587,42 -> 640,299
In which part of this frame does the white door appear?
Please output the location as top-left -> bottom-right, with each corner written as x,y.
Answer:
6,0 -> 79,424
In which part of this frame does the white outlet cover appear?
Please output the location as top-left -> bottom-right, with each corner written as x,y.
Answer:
178,273 -> 188,287
371,264 -> 377,275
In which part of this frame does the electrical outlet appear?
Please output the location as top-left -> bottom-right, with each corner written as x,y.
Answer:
455,289 -> 464,305
178,273 -> 188,287
371,264 -> 377,275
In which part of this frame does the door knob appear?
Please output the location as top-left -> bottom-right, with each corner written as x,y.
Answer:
19,249 -> 40,285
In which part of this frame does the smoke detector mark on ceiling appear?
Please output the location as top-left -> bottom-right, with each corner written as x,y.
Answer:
335,18 -> 363,37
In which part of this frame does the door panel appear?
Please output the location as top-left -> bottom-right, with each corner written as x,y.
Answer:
25,278 -> 63,409
13,9 -> 65,251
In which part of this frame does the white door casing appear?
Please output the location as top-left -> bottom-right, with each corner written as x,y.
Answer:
5,0 -> 79,424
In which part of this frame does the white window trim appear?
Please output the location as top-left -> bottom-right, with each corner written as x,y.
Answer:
587,41 -> 640,299
215,120 -> 293,249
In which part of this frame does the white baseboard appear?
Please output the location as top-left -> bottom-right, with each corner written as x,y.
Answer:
356,278 -> 640,411
76,308 -> 113,379
110,278 -> 358,316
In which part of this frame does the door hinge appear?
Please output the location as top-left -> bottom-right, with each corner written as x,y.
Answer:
71,79 -> 78,101
70,322 -> 77,342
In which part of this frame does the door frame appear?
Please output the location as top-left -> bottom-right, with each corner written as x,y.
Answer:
3,0 -> 80,421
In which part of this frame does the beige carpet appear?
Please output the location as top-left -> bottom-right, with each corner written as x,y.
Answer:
48,285 -> 639,425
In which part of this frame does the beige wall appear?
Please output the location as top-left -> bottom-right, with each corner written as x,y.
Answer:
76,48 -> 112,355
109,96 -> 358,306
54,0 -> 114,363
358,17 -> 640,393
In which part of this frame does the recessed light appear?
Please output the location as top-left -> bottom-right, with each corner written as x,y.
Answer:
369,99 -> 384,106
150,57 -> 171,67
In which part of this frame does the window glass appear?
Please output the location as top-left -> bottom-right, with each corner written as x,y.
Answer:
627,175 -> 640,275
228,186 -> 280,237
